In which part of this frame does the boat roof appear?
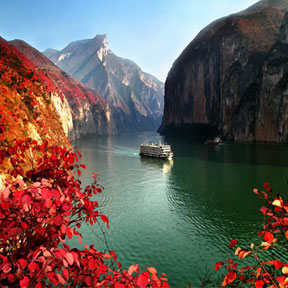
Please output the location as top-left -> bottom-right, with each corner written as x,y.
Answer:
140,143 -> 170,147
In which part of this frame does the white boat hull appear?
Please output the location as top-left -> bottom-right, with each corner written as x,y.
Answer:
139,144 -> 173,160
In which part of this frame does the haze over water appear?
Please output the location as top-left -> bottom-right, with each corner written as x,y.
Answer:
72,132 -> 288,287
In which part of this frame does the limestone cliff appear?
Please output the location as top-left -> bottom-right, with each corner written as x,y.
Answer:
159,0 -> 288,142
11,40 -> 112,141
44,35 -> 164,133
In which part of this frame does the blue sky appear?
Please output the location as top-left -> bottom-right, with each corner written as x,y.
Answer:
0,0 -> 258,81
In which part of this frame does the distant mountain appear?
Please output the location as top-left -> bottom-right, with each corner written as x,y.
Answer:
11,39 -> 111,140
44,35 -> 164,133
42,48 -> 58,58
159,0 -> 288,142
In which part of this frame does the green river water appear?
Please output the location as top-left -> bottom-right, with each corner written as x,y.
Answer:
71,132 -> 288,287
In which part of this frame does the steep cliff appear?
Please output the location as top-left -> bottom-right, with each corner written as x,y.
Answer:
159,0 -> 288,142
11,40 -> 112,141
44,35 -> 164,133
0,36 -> 68,146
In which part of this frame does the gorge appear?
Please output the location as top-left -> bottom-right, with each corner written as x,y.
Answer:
2,0 -> 288,286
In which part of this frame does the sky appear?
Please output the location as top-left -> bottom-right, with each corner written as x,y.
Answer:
0,0 -> 259,81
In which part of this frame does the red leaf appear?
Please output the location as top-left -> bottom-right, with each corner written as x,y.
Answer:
229,239 -> 238,249
267,187 -> 272,193
56,273 -> 66,285
64,252 -> 74,266
66,227 -> 73,239
47,272 -> 59,285
14,190 -> 24,200
21,222 -> 29,229
88,258 -> 98,271
273,260 -> 284,270
8,274 -> 16,283
60,224 -> 67,234
260,206 -> 268,215
41,188 -> 53,200
8,227 -> 21,238
22,194 -> 31,204
2,187 -> 10,200
215,261 -> 224,271
80,164 -> 86,169
62,202 -> 72,211
222,272 -> 237,286
264,232 -> 274,243
85,276 -> 92,286
100,214 -> 109,229
43,250 -> 52,257
237,249 -> 251,259
20,276 -> 30,288
44,199 -> 52,209
28,262 -> 39,273
2,263 -> 11,273
263,182 -> 270,188
68,155 -> 74,164
137,273 -> 149,288
147,266 -> 157,275
277,276 -> 286,285
128,264 -> 139,276
51,154 -> 57,162
253,188 -> 259,195
42,141 -> 48,149
53,215 -> 63,226
160,276 -> 168,281
18,259 -> 28,269
255,280 -> 264,288
62,268 -> 69,280
77,170 -> 81,176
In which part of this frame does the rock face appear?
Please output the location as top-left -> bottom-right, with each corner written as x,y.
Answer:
44,35 -> 164,133
159,0 -> 288,142
0,36 -> 68,146
11,40 -> 111,141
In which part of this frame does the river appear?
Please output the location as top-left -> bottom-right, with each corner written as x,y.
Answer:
71,132 -> 288,287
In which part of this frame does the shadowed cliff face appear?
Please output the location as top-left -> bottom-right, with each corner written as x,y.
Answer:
159,0 -> 288,142
44,35 -> 164,133
11,40 -> 112,141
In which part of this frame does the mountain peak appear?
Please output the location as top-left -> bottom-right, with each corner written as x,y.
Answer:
93,34 -> 109,61
42,48 -> 59,58
93,34 -> 107,41
44,34 -> 164,133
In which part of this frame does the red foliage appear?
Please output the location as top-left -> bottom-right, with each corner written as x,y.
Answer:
0,139 -> 169,287
10,39 -> 106,110
216,183 -> 288,287
0,37 -> 68,148
229,240 -> 238,250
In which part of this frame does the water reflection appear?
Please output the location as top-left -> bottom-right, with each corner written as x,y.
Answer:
106,135 -> 113,170
140,157 -> 174,175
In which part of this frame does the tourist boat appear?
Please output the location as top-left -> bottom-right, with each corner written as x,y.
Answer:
139,143 -> 173,160
205,137 -> 222,145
